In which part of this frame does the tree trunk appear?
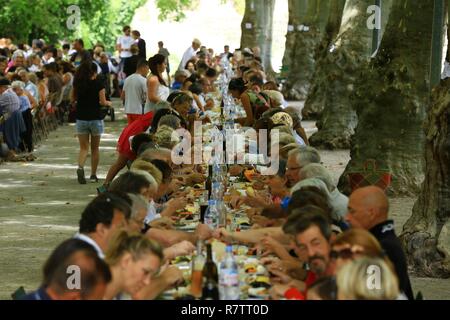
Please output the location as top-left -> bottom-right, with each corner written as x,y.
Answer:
303,0 -> 394,121
309,0 -> 374,150
281,0 -> 307,78
337,0 -> 433,196
281,0 -> 331,100
302,0 -> 346,119
240,0 -> 276,73
400,1 -> 450,278
400,79 -> 450,278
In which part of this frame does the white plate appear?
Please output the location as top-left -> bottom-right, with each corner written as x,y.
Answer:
176,223 -> 197,231
248,287 -> 269,298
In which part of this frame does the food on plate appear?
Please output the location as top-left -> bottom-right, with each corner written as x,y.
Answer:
248,287 -> 269,297
249,281 -> 271,289
256,265 -> 266,275
185,205 -> 197,213
245,263 -> 257,274
233,245 -> 249,256
173,256 -> 192,264
247,275 -> 271,289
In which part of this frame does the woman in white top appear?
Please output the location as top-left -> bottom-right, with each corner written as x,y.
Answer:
103,230 -> 163,300
145,54 -> 170,112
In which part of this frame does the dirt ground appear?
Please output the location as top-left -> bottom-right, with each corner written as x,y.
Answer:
0,101 -> 449,300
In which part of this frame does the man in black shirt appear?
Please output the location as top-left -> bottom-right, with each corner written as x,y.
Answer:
132,30 -> 147,61
345,186 -> 414,300
123,44 -> 140,78
70,39 -> 92,68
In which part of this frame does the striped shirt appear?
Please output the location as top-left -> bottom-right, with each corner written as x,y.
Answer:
0,89 -> 20,116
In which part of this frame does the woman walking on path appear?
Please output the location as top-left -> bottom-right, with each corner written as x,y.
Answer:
72,61 -> 112,184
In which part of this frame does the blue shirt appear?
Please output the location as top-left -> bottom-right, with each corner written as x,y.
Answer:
0,89 -> 20,116
25,81 -> 39,102
21,287 -> 52,300
172,82 -> 182,90
18,95 -> 31,112
281,197 -> 291,210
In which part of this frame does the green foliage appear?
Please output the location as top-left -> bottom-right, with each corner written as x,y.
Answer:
0,0 -> 102,44
0,0 -> 145,50
155,0 -> 243,21
0,0 -> 243,50
82,0 -> 147,50
231,0 -> 246,16
155,0 -> 196,21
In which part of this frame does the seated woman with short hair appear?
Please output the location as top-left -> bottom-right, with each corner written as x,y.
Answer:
103,231 -> 163,300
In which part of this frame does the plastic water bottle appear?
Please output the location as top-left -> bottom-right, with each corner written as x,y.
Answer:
212,161 -> 226,197
204,200 -> 219,229
212,164 -> 224,182
211,181 -> 225,200
219,245 -> 240,300
216,200 -> 227,228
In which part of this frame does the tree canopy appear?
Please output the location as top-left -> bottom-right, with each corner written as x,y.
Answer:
0,0 -> 245,50
0,0 -> 147,49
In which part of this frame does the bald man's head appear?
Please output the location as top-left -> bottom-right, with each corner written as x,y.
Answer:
353,186 -> 389,213
345,186 -> 389,230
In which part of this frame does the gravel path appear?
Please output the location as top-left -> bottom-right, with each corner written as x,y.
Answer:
0,101 -> 448,300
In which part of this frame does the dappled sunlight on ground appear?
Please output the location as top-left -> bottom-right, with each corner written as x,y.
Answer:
0,100 -> 127,299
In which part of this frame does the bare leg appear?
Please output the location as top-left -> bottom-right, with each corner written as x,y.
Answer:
104,154 -> 129,185
90,135 -> 101,177
78,134 -> 90,168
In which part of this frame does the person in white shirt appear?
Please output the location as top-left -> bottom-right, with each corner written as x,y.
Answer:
178,38 -> 201,71
145,54 -> 170,112
74,193 -> 131,259
116,26 -> 135,72
121,59 -> 149,124
42,48 -> 55,65
18,70 -> 39,102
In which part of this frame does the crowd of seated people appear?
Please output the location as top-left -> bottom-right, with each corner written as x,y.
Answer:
23,177 -> 414,300
6,34 -> 415,301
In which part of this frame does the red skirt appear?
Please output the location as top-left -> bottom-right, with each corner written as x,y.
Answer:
117,112 -> 154,161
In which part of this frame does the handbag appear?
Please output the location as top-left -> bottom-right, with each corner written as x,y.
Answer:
99,106 -> 109,120
68,102 -> 77,123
